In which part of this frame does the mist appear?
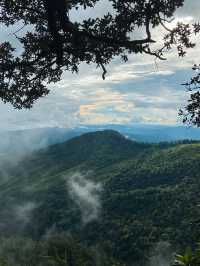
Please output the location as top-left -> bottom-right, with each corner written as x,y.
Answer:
14,202 -> 37,232
67,172 -> 102,224
15,202 -> 36,224
149,241 -> 174,266
0,127 -> 72,161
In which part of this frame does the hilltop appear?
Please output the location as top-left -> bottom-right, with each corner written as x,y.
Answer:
1,124 -> 200,160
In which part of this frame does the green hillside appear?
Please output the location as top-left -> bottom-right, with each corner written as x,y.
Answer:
0,130 -> 200,265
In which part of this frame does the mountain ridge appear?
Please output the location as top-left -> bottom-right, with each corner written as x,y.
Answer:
1,124 -> 200,160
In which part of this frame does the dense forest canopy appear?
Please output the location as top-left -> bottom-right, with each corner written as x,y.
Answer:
0,130 -> 200,265
0,0 -> 199,116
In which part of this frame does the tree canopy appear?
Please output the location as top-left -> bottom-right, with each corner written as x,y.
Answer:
180,65 -> 200,127
0,0 -> 199,110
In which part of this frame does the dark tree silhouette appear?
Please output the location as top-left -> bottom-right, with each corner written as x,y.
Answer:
0,0 -> 199,108
180,64 -> 200,126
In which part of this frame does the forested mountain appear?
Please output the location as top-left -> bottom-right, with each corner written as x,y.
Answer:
1,124 -> 200,160
0,130 -> 200,265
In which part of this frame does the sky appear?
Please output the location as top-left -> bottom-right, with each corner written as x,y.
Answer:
0,0 -> 200,130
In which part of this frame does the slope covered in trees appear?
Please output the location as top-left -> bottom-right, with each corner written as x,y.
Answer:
0,130 -> 199,265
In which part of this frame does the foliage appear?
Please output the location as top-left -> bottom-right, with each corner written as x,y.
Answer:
0,234 -> 126,266
172,243 -> 200,266
0,131 -> 200,265
0,234 -> 97,266
180,64 -> 200,127
0,0 -> 199,108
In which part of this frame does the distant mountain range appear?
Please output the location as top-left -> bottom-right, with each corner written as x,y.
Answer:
0,124 -> 200,158
80,124 -> 200,142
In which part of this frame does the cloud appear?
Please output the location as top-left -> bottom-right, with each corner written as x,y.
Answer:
67,172 -> 102,224
149,241 -> 174,266
13,202 -> 36,232
15,202 -> 36,222
177,0 -> 200,19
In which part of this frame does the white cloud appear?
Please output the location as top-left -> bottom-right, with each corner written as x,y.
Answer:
67,172 -> 102,224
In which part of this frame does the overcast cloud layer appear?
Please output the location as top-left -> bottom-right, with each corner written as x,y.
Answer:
0,0 -> 200,130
